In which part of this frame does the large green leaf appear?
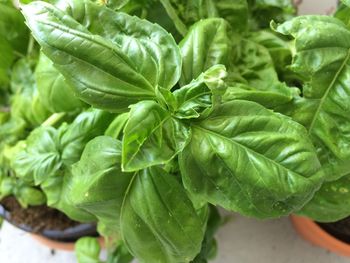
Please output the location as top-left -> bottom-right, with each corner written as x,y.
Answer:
122,100 -> 190,172
273,16 -> 350,181
120,166 -> 205,263
0,2 -> 29,53
12,109 -> 113,221
179,18 -> 233,86
13,126 -> 61,185
299,174 -> 350,222
179,100 -> 323,218
35,52 -> 85,113
68,136 -> 134,233
57,0 -> 181,91
22,1 -> 181,112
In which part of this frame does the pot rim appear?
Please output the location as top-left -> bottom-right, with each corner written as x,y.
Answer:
290,214 -> 350,257
0,203 -> 97,242
30,233 -> 105,251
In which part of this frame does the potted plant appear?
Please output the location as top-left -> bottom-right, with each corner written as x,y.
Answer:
16,0 -> 324,262
0,0 -> 105,251
5,0 -> 350,262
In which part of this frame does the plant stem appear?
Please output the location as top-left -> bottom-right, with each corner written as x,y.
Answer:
27,36 -> 35,57
159,0 -> 188,36
42,112 -> 66,127
141,8 -> 148,19
13,50 -> 25,59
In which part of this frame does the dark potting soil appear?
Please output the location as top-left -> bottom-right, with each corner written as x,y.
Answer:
318,217 -> 350,244
0,196 -> 80,233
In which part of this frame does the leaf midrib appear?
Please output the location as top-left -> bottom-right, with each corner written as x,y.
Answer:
308,48 -> 350,134
192,125 -> 304,179
35,9 -> 155,93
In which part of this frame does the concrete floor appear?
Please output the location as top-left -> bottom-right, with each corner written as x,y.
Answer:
0,0 -> 344,262
0,214 -> 349,263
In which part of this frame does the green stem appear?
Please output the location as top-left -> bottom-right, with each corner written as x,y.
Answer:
27,36 -> 35,57
140,8 -> 148,19
13,50 -> 25,59
42,112 -> 66,127
159,0 -> 188,36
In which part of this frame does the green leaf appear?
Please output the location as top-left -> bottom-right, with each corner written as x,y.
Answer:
35,52 -> 85,113
105,112 -> 129,140
120,166 -> 205,263
75,237 -> 102,263
299,174 -> 350,222
60,109 -> 115,166
0,2 -> 29,54
173,65 -> 228,119
160,0 -> 248,35
0,118 -> 26,145
11,59 -> 52,127
223,83 -> 295,110
179,18 -> 233,86
229,38 -> 293,97
248,0 -> 296,29
68,136 -> 134,234
274,96 -> 319,128
334,1 -> 350,28
122,101 -> 190,172
13,109 -> 111,186
17,186 -> 46,207
22,1 -> 181,112
191,206 -> 222,263
0,37 -> 13,87
273,16 -> 350,181
104,0 -> 130,10
42,171 -> 97,222
179,100 -> 323,218
107,242 -> 134,263
13,126 -> 61,185
0,177 -> 16,198
249,30 -> 296,82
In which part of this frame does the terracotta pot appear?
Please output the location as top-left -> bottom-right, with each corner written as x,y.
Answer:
30,233 -> 105,251
290,215 -> 350,257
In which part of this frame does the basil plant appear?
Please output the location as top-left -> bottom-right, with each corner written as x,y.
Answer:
2,0 -> 350,262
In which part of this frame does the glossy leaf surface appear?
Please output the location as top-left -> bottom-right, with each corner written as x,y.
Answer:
68,136 -> 134,233
179,18 -> 233,86
22,1 -> 181,112
121,166 -> 205,263
122,101 -> 190,172
180,100 -> 322,218
273,16 -> 350,181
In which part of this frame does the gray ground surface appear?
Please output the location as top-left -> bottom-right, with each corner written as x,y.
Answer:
1,214 -> 349,263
